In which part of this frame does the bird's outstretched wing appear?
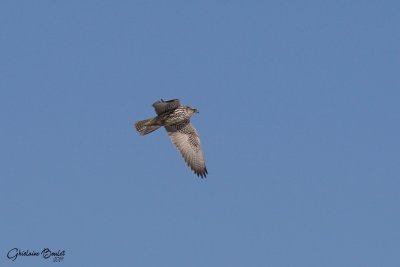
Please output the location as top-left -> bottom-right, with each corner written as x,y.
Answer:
152,99 -> 181,115
165,120 -> 208,178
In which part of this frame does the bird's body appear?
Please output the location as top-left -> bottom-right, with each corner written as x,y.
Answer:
156,106 -> 194,126
134,99 -> 208,178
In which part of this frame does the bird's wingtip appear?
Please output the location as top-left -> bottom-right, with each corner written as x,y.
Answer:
196,167 -> 208,179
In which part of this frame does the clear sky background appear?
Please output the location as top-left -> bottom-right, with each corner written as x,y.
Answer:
1,1 -> 399,266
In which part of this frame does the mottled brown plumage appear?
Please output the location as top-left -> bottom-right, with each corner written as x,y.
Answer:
134,99 -> 208,178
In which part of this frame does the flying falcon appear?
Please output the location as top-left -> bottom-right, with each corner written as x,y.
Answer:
134,99 -> 208,178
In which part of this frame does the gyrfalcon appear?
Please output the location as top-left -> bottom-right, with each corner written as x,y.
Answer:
134,99 -> 208,178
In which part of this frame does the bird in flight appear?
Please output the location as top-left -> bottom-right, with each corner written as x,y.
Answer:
134,99 -> 208,178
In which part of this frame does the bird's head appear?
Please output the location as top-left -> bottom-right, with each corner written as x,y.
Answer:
186,106 -> 199,115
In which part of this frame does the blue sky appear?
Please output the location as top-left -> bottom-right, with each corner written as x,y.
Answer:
1,1 -> 399,266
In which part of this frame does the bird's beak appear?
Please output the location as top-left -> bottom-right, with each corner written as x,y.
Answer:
196,109 -> 199,113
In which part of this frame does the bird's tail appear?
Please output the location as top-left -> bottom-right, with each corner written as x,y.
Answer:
134,117 -> 161,135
